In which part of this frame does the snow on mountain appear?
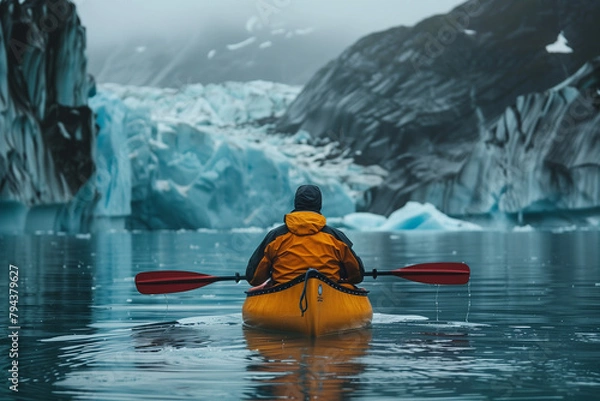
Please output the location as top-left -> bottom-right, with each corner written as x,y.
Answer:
227,37 -> 257,51
546,32 -> 573,54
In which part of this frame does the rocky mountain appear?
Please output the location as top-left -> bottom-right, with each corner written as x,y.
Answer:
276,0 -> 600,217
0,0 -> 95,206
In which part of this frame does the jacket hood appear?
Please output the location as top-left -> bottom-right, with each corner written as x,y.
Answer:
285,211 -> 326,236
293,185 -> 322,213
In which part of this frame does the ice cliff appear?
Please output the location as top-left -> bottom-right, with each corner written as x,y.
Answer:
0,0 -> 95,230
88,82 -> 363,230
276,0 -> 600,218
449,60 -> 600,215
0,0 -> 94,204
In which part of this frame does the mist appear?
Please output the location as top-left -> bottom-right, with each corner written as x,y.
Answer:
74,0 -> 465,86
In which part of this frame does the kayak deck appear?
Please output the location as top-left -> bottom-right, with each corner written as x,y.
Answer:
242,269 -> 373,336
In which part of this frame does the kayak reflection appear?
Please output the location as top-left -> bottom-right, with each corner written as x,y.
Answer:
244,328 -> 372,400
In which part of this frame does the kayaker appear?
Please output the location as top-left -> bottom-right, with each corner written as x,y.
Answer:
246,185 -> 365,286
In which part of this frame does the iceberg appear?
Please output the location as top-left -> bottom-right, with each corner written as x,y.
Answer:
332,202 -> 482,231
378,202 -> 482,231
546,32 -> 573,54
335,212 -> 387,231
227,37 -> 257,51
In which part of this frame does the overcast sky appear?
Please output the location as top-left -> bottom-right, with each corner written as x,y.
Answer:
74,0 -> 467,86
76,0 -> 465,47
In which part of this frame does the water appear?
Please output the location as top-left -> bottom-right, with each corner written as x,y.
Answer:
1,229 -> 599,400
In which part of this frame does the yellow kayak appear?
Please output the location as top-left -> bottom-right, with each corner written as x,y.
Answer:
242,269 -> 373,336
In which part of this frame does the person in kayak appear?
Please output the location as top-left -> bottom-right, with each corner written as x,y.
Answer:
246,184 -> 365,286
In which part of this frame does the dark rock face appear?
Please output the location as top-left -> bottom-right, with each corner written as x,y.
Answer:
0,0 -> 95,205
408,60 -> 600,215
277,0 -> 600,216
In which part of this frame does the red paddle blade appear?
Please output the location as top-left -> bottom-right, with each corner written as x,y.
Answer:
135,271 -> 219,294
393,262 -> 470,285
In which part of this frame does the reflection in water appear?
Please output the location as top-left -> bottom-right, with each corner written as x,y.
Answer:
44,317 -> 249,400
410,328 -> 471,352
131,321 -> 212,351
244,328 -> 372,401
0,235 -> 96,400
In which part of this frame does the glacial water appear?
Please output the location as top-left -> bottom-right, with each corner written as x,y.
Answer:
1,229 -> 599,400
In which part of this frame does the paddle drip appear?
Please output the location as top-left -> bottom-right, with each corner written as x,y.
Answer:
435,285 -> 439,322
465,281 -> 471,323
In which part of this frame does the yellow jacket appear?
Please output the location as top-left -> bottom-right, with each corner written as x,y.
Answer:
246,211 -> 364,286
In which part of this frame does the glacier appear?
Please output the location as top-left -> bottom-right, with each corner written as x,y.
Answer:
74,80 -> 482,232
68,81 -> 384,231
0,0 -> 389,233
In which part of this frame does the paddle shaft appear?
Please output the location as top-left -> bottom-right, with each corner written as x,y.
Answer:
135,262 -> 470,294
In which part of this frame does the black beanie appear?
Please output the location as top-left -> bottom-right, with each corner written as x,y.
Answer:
293,185 -> 322,212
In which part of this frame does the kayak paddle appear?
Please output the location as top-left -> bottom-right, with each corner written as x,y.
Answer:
135,271 -> 242,295
368,262 -> 470,285
135,262 -> 470,295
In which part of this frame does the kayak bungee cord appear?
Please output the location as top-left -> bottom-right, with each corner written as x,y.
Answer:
298,269 -> 317,317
